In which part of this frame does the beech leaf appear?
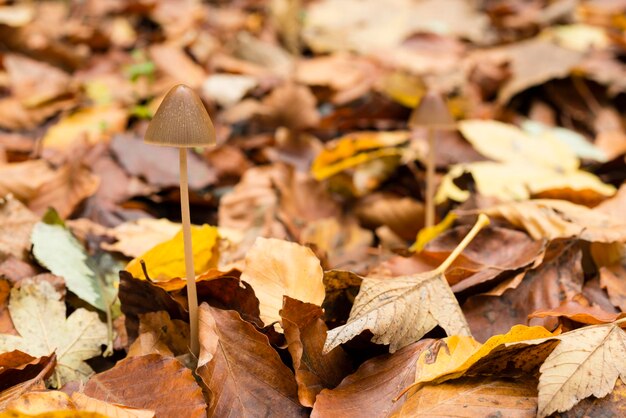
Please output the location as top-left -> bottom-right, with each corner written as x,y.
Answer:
324,214 -> 489,353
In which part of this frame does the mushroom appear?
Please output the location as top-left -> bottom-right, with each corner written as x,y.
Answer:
144,84 -> 216,357
409,91 -> 455,228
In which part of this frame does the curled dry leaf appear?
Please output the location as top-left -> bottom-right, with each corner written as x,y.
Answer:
84,354 -> 206,418
280,296 -> 352,407
0,280 -> 107,387
127,311 -> 189,358
0,195 -> 38,261
536,321 -> 626,417
0,354 -> 55,411
240,237 -> 325,324
529,299 -> 625,325
476,199 -> 626,242
196,304 -> 306,417
324,215 -> 489,353
0,351 -> 55,392
0,160 -> 56,203
312,340 -> 434,418
395,377 -> 538,418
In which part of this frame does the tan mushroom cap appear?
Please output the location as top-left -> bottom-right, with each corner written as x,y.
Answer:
144,84 -> 216,148
409,90 -> 456,130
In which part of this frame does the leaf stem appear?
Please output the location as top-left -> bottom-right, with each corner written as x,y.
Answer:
435,214 -> 490,274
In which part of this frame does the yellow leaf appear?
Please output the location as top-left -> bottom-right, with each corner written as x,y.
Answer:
410,212 -> 457,252
125,224 -> 219,283
5,391 -> 73,415
378,72 -> 424,108
0,412 -> 108,418
536,322 -> 626,417
240,237 -> 325,324
478,199 -> 626,242
311,131 -> 409,180
413,325 -> 554,387
42,106 -> 128,149
436,161 -> 615,204
544,24 -> 609,52
459,119 -> 578,171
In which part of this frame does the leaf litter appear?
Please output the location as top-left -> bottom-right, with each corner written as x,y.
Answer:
0,0 -> 626,416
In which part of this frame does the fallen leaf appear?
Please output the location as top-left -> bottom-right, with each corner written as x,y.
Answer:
0,354 -> 55,411
536,322 -> 626,417
84,354 -> 206,418
356,193 -> 424,241
311,340 -> 433,418
4,54 -> 72,107
5,390 -> 74,415
0,280 -> 107,387
324,215 -> 489,353
28,161 -> 100,219
463,240 -> 584,341
529,299 -> 625,325
31,219 -> 115,312
311,131 -> 409,181
395,376 -> 538,418
101,218 -> 181,258
201,74 -> 257,107
195,275 -> 262,328
459,119 -> 578,171
600,263 -> 626,312
127,311 -> 189,358
118,272 -> 187,344
149,44 -> 205,88
422,225 -> 546,292
0,351 -> 54,392
110,134 -> 216,190
196,304 -> 306,417
0,195 -> 38,261
0,410 -> 108,417
558,378 -> 626,417
497,37 -> 584,103
409,325 -> 554,390
259,82 -> 320,130
42,106 -> 128,149
124,224 -> 219,283
280,297 -> 352,407
240,237 -> 325,324
477,199 -> 626,242
71,392 -> 155,418
0,161 -> 56,203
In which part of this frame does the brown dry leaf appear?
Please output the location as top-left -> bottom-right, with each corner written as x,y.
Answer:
0,97 -> 74,131
595,184 -> 626,221
0,279 -> 16,335
84,354 -> 206,418
28,162 -> 100,219
110,134 -> 216,190
463,240 -> 584,342
71,392 -> 155,418
311,340 -> 433,418
395,377 -> 538,418
477,199 -> 626,242
0,354 -> 55,411
325,216 -> 489,353
536,322 -> 626,417
118,272 -> 188,344
0,351 -> 54,392
127,311 -> 189,358
0,160 -> 56,203
559,378 -> 626,417
355,193 -> 425,241
4,54 -> 72,107
149,44 -> 205,88
101,218 -> 181,258
600,262 -> 626,312
0,196 -> 38,261
240,237 -> 325,324
280,296 -> 352,407
5,390 -> 74,415
497,38 -> 584,103
196,304 -> 306,417
422,225 -> 546,292
529,298 -> 625,325
259,82 -> 320,130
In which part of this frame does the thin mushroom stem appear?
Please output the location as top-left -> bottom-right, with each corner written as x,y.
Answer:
425,127 -> 436,228
179,148 -> 199,357
435,214 -> 490,274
